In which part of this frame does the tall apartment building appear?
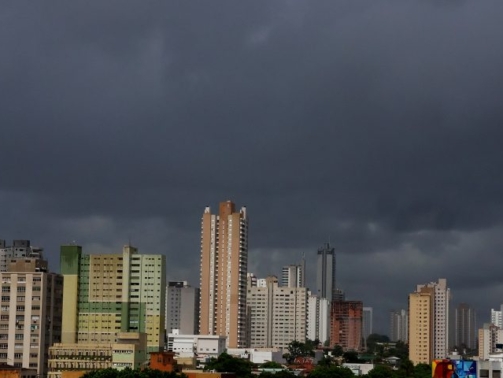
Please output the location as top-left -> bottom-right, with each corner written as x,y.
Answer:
60,244 -> 166,353
199,201 -> 248,348
409,278 -> 450,364
408,291 -> 433,364
316,242 -> 336,301
330,301 -> 363,351
454,303 -> 477,351
0,244 -> 63,376
307,293 -> 330,344
390,309 -> 408,343
479,323 -> 503,360
362,307 -> 373,345
281,258 -> 305,288
165,281 -> 200,335
491,306 -> 503,328
247,276 -> 307,348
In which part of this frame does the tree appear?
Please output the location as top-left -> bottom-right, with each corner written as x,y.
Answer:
367,365 -> 396,378
317,356 -> 333,367
283,340 -> 315,364
261,361 -> 283,369
308,366 -> 355,378
204,352 -> 253,378
82,368 -> 186,378
366,334 -> 390,353
259,371 -> 297,378
413,363 -> 431,378
332,345 -> 344,357
342,351 -> 360,363
397,358 -> 414,377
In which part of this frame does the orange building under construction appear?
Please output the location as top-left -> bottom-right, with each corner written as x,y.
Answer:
330,301 -> 363,351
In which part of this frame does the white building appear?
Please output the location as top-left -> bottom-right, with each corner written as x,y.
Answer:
390,309 -> 408,343
165,281 -> 200,335
167,330 -> 226,360
247,276 -> 307,348
227,348 -> 286,364
491,307 -> 502,328
307,293 -> 330,344
281,258 -> 305,288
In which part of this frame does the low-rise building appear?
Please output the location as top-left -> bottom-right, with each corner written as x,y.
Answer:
167,330 -> 226,362
48,332 -> 147,378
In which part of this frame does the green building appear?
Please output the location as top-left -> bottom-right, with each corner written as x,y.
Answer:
60,244 -> 166,353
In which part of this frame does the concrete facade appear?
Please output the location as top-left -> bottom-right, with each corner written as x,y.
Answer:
165,281 -> 200,335
0,246 -> 62,376
246,276 -> 307,348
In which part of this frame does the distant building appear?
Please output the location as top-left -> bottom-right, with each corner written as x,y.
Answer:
281,257 -> 305,288
390,309 -> 408,343
60,244 -> 166,353
0,242 -> 62,376
0,240 -> 42,272
247,276 -> 307,348
199,201 -> 248,348
165,281 -> 200,335
316,243 -> 336,301
454,303 -> 477,351
362,307 -> 373,345
330,301 -> 363,351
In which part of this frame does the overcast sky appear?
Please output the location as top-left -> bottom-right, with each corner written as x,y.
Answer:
2,1 -> 503,335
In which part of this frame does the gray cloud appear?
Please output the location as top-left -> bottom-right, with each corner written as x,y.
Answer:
1,0 -> 503,333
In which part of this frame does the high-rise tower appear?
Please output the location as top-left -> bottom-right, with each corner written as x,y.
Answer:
409,278 -> 450,364
316,242 -> 336,301
199,201 -> 248,348
60,244 -> 166,353
454,303 -> 477,351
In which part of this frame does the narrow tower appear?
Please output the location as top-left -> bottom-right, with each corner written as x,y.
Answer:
199,201 -> 249,348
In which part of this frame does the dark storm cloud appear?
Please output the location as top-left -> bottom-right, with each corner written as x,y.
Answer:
1,0 -> 503,332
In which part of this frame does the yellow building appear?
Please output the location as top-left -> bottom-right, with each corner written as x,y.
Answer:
408,289 -> 433,365
48,332 -> 147,378
60,244 -> 165,353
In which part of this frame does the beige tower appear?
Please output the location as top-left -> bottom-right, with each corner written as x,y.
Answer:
199,201 -> 248,348
408,288 -> 434,364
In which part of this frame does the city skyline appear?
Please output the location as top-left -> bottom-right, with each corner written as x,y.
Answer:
1,1 -> 503,337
